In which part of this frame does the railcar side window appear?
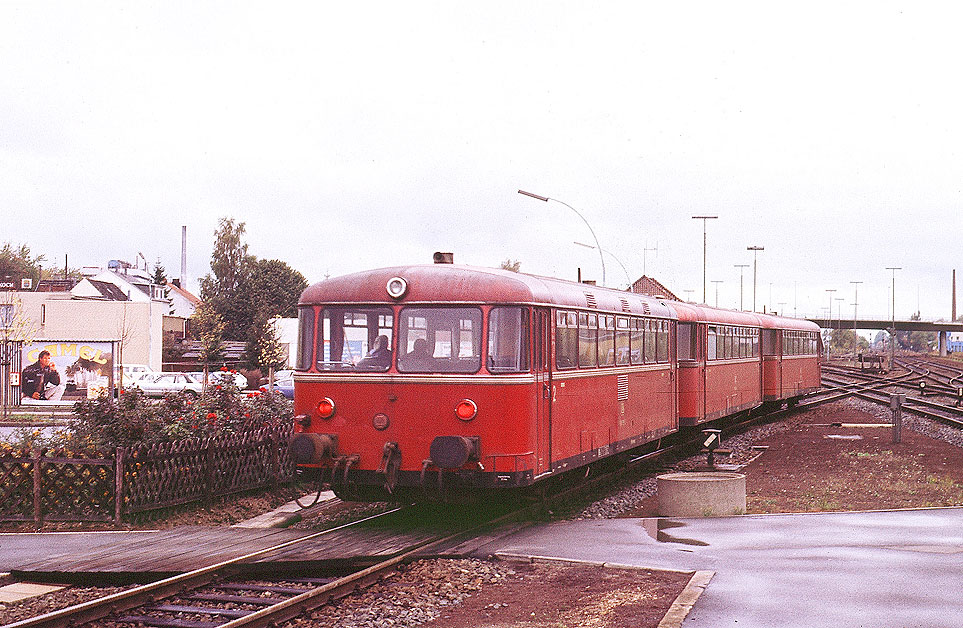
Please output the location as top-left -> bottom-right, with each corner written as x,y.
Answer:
782,330 -> 817,356
657,320 -> 669,362
599,315 -> 616,366
630,319 -> 644,365
317,308 -> 394,371
578,312 -> 598,368
762,329 -> 778,356
488,307 -> 530,373
555,311 -> 578,369
677,322 -> 696,361
615,317 -> 631,365
707,326 -> 718,360
398,307 -> 482,373
297,307 -> 315,370
644,319 -> 657,363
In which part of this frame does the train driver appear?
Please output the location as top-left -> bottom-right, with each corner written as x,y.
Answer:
357,335 -> 392,370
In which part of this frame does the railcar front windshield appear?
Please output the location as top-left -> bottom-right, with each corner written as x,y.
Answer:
397,307 -> 482,373
315,307 -> 394,372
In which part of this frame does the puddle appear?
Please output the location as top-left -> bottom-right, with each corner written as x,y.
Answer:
640,518 -> 709,546
824,434 -> 863,440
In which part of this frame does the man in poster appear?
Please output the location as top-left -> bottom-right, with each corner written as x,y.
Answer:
21,350 -> 66,402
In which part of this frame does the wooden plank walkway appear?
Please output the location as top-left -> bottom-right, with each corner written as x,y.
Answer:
2,525 -> 441,580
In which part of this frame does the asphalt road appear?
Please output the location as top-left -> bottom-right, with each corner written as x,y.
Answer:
475,508 -> 963,628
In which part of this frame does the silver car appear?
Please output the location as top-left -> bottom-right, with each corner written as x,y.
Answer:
188,371 -> 249,390
131,373 -> 204,397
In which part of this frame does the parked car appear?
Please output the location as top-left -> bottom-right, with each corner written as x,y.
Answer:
114,364 -> 155,384
188,370 -> 249,390
130,372 -> 203,397
260,373 -> 294,399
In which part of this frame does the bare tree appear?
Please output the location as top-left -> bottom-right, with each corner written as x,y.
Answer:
0,292 -> 38,419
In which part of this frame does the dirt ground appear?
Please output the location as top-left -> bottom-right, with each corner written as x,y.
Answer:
625,400 -> 963,517
420,562 -> 693,628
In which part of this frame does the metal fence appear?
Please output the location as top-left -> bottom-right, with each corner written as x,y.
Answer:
0,425 -> 294,524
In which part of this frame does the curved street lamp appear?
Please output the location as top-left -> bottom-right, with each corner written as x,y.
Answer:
518,190 -> 606,287
574,241 -> 631,289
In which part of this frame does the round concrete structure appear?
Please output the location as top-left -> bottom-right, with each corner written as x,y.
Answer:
657,471 -> 746,517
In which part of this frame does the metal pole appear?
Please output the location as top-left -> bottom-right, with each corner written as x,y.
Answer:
886,267 -> 901,368
712,280 -> 723,308
734,264 -> 749,311
520,190 -> 606,287
694,216 -> 718,303
747,247 -> 764,312
825,289 -> 836,357
851,280 -> 863,351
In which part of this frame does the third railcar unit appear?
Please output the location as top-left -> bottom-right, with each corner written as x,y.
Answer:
289,262 -> 821,501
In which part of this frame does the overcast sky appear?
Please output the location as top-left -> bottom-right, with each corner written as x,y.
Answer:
3,3 -> 961,323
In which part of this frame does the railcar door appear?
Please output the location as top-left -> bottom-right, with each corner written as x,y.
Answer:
534,308 -> 552,474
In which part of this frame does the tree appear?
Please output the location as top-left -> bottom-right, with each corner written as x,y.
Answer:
200,218 -> 308,341
190,301 -> 226,387
245,313 -> 287,377
500,259 -> 522,272
199,218 -> 253,340
1,292 -> 39,419
152,258 -> 168,286
901,313 -> 937,353
0,242 -> 45,287
246,258 -> 308,319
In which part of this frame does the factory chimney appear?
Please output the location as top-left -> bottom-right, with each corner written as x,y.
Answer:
954,269 -> 957,322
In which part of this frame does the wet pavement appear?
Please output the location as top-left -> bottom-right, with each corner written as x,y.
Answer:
474,508 -> 963,628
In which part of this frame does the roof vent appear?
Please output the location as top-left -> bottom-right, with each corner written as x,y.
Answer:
433,252 -> 454,264
619,298 -> 631,313
584,292 -> 598,309
643,303 -> 651,315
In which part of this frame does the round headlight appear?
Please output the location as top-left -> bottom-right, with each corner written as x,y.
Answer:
455,399 -> 478,421
316,397 -> 336,419
386,277 -> 408,299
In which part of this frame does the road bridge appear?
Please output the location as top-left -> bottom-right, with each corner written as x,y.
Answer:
808,318 -> 963,356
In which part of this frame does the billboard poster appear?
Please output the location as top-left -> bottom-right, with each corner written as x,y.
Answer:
21,341 -> 115,402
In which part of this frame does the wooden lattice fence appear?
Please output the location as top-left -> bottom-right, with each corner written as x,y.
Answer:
0,425 -> 294,524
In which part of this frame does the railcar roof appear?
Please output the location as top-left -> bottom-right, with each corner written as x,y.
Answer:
669,301 -> 820,332
299,264 -> 677,318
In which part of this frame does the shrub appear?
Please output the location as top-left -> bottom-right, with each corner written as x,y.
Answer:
66,374 -> 293,449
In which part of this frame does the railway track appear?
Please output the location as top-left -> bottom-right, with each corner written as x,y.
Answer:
0,503 -> 534,628
817,359 -> 963,429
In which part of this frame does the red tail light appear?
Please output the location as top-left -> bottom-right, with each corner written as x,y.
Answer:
316,397 -> 336,419
455,399 -> 477,421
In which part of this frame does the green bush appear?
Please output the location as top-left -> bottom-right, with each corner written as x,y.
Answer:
67,370 -> 293,449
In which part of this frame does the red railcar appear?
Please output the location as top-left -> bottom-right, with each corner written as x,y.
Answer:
289,262 -> 820,501
672,304 -> 821,426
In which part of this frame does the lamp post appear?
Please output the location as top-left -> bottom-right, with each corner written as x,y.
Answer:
711,280 -> 723,308
693,216 -> 718,303
574,242 -> 631,288
684,289 -> 695,302
747,246 -> 764,312
886,267 -> 901,367
826,289 -> 837,357
519,190 -> 606,286
851,280 -> 863,350
734,264 -> 749,311
643,242 -> 658,277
